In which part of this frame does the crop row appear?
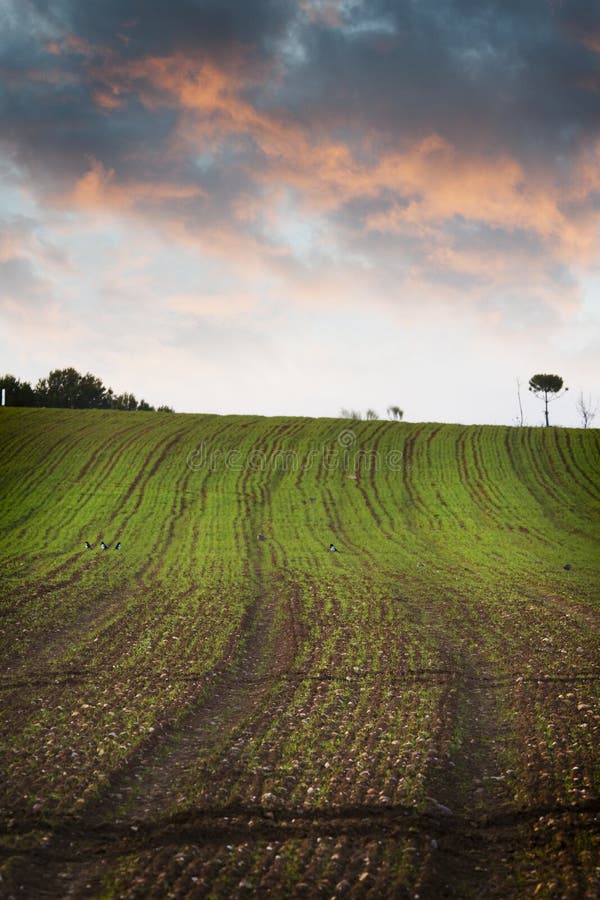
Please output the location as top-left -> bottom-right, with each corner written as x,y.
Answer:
0,409 -> 598,897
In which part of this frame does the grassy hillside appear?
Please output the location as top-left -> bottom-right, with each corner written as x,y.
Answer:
1,408 -> 598,898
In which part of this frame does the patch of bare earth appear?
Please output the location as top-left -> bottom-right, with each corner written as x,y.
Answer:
0,579 -> 297,892
2,585 -> 598,898
412,613 -> 599,899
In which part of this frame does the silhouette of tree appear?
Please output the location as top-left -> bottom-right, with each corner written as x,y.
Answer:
0,374 -> 35,406
35,368 -> 106,409
3,367 -> 165,411
528,373 -> 568,427
111,392 -> 139,411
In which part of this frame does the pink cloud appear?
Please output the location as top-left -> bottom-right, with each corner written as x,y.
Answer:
65,157 -> 204,212
31,49 -> 598,329
78,54 -> 595,249
119,56 -> 597,260
582,34 -> 600,54
92,88 -> 125,110
46,34 -> 99,59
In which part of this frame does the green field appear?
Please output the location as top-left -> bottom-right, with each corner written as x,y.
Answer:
0,408 -> 598,898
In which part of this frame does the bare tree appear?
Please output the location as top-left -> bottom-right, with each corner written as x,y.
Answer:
365,408 -> 378,420
339,408 -> 362,420
575,392 -> 598,428
387,405 -> 404,421
514,378 -> 524,426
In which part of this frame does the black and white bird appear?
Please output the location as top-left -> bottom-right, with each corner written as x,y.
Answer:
329,543 -> 338,552
563,563 -> 572,571
100,541 -> 109,550
257,533 -> 266,542
84,541 -> 93,549
114,542 -> 121,550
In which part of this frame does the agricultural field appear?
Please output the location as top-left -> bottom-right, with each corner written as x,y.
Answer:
0,408 -> 598,898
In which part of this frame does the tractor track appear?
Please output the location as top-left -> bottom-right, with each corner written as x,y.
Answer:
1,414 -> 598,898
3,798 -> 598,860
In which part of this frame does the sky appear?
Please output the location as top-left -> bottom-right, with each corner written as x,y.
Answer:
1,0 -> 599,426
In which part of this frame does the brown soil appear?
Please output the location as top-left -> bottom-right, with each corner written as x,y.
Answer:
1,586 -> 598,899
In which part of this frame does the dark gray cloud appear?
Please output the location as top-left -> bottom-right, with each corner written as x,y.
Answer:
25,0 -> 296,60
0,0 -> 599,312
2,0 -> 597,163
2,0 -> 598,176
278,0 -> 600,163
0,0 -> 296,190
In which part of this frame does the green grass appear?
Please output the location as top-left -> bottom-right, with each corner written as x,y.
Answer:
0,408 -> 598,897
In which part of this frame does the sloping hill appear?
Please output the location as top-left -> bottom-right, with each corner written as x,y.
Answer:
1,409 -> 598,897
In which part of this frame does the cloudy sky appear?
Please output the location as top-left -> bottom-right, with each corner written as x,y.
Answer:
1,0 -> 599,425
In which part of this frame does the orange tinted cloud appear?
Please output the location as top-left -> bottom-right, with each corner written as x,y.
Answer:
156,59 -> 596,244
46,34 -> 98,59
67,157 -> 203,211
93,88 -> 124,110
73,52 -> 600,275
582,34 -> 600,54
367,149 -> 578,243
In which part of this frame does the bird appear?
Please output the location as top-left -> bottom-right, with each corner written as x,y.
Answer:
329,543 -> 338,552
563,563 -> 572,571
426,797 -> 453,816
100,541 -> 109,550
114,542 -> 121,550
257,533 -> 266,541
84,541 -> 93,549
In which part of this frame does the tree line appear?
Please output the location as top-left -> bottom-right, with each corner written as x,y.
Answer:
0,368 -> 173,412
339,405 -> 404,421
